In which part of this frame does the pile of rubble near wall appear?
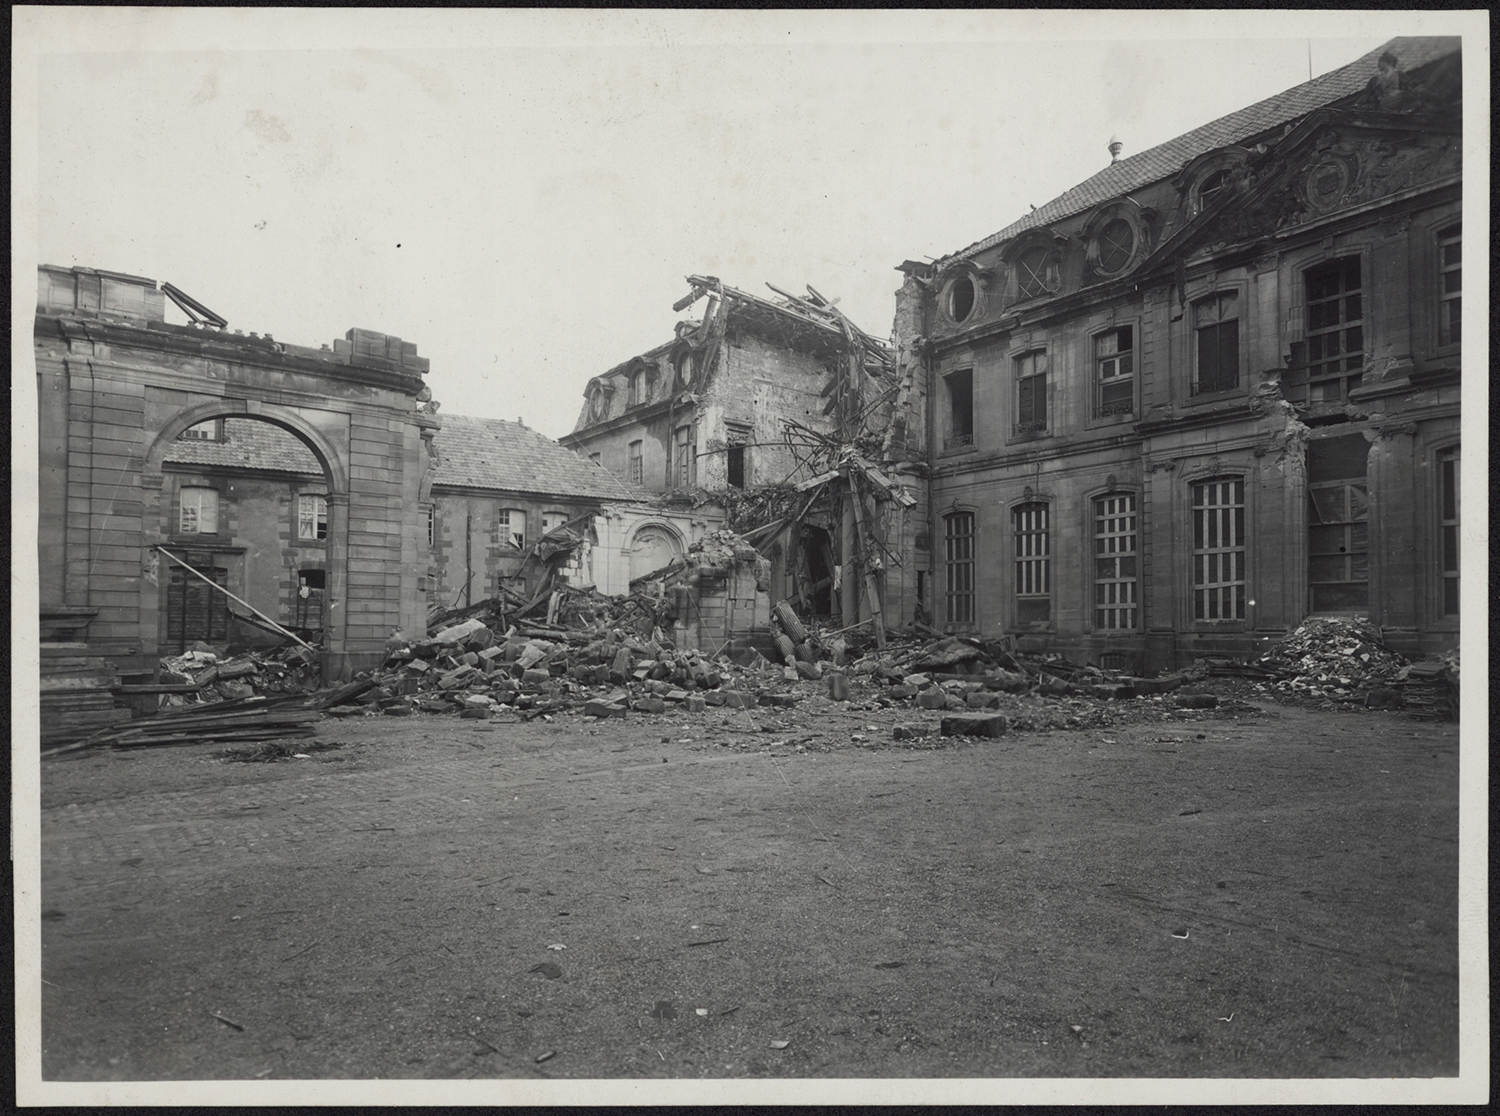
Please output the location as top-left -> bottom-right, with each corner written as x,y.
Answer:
327,603 -> 1212,728
1250,615 -> 1459,718
156,645 -> 324,705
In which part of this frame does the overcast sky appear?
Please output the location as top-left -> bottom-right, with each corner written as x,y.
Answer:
15,9 -> 1479,441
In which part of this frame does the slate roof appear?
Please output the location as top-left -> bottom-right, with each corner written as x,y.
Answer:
940,36 -> 1462,265
429,413 -> 652,501
164,413 -> 652,502
163,419 -> 323,474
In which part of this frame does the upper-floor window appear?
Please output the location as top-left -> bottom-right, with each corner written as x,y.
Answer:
1199,168 -> 1232,208
1192,291 -> 1239,395
628,371 -> 647,407
297,493 -> 328,541
1013,502 -> 1051,626
1191,477 -> 1245,621
944,276 -> 978,324
944,368 -> 974,449
179,486 -> 219,534
178,419 -> 224,442
1014,351 -> 1048,436
674,425 -> 695,487
1437,224 -> 1460,348
628,440 -> 644,486
1305,257 -> 1363,401
426,506 -> 435,548
1094,218 -> 1136,275
1093,493 -> 1138,630
542,512 -> 569,535
1015,247 -> 1055,301
499,508 -> 526,550
1095,326 -> 1134,417
943,511 -> 976,626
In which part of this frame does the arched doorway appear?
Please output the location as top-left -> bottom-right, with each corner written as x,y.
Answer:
629,523 -> 684,582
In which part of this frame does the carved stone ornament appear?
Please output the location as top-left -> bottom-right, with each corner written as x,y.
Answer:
1106,474 -> 1117,489
1146,458 -> 1177,473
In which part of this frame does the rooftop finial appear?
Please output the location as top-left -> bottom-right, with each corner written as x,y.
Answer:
1108,135 -> 1123,164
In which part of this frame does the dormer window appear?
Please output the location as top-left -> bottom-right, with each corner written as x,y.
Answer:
1016,247 -> 1055,300
1095,219 -> 1135,274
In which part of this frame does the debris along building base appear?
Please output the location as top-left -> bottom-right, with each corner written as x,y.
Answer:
34,264 -> 438,685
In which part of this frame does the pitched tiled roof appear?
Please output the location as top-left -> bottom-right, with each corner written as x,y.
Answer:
163,418 -> 323,474
942,36 -> 1461,264
164,413 -> 652,502
430,413 -> 651,501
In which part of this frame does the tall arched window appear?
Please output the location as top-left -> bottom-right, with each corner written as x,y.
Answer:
1012,502 -> 1050,626
943,511 -> 976,626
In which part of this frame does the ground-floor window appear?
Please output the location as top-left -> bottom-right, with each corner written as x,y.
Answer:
1013,502 -> 1050,626
1093,492 -> 1138,629
165,559 -> 229,651
1191,477 -> 1245,621
943,511 -> 975,625
1306,434 -> 1370,612
1438,445 -> 1459,616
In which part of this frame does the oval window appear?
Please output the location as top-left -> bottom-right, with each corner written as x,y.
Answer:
1096,217 -> 1135,274
946,276 -> 976,323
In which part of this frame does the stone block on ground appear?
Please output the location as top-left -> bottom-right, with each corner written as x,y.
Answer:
940,712 -> 1009,738
965,691 -> 1001,710
631,697 -> 667,714
916,688 -> 948,710
1173,693 -> 1218,709
520,668 -> 552,687
684,694 -> 706,712
583,699 -> 627,718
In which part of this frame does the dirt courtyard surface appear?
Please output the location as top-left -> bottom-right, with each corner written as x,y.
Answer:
35,688 -> 1460,1089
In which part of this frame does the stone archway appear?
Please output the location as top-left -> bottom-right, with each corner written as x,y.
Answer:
142,402 -> 352,672
628,522 -> 686,582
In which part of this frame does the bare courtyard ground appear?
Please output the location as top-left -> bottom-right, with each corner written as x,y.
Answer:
36,687 -> 1459,1083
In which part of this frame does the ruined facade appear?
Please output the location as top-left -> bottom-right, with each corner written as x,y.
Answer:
35,266 -> 438,680
894,37 -> 1462,672
560,277 -> 925,641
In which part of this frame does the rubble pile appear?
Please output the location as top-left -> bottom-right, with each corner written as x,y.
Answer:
1254,616 -> 1405,701
158,644 -> 323,705
1250,616 -> 1457,718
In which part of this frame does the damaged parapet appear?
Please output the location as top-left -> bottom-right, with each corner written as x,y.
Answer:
630,530 -> 773,658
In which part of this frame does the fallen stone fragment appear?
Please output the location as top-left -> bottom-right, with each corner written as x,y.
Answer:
1173,694 -> 1218,709
916,688 -> 948,710
685,694 -> 706,712
940,712 -> 1009,738
583,700 -> 627,719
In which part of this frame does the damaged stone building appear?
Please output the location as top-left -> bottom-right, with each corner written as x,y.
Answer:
895,36 -> 1462,673
559,277 -> 925,643
33,265 -> 713,697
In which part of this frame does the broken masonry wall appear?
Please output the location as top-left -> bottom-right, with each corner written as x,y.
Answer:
589,502 -> 726,597
428,491 -> 605,608
707,332 -> 838,489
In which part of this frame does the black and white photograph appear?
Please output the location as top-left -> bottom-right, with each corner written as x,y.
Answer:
13,7 -> 1486,1106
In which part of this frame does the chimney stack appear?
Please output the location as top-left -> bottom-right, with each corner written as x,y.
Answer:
1108,136 -> 1123,164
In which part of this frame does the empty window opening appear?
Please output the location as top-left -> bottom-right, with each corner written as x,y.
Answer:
1199,168 -> 1232,208
945,369 -> 974,449
294,568 -> 326,630
946,277 -> 976,323
1095,326 -> 1134,417
726,444 -> 746,488
426,506 -> 435,548
628,441 -> 644,486
943,512 -> 976,626
1438,446 -> 1459,616
1438,224 -> 1460,347
179,486 -> 220,535
1304,257 -> 1364,402
1094,493 -> 1138,630
297,493 -> 328,541
1013,502 -> 1051,627
1191,477 -> 1246,621
1015,352 -> 1047,435
1192,291 -> 1239,395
